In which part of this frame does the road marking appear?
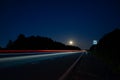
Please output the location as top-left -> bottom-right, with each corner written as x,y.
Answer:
58,52 -> 84,80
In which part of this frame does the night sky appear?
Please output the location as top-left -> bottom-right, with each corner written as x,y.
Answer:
0,0 -> 120,49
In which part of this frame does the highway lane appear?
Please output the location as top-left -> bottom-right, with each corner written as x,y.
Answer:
0,52 -> 84,80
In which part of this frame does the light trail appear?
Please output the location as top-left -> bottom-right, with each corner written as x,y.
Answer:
0,52 -> 79,62
0,50 -> 82,53
0,52 -> 82,68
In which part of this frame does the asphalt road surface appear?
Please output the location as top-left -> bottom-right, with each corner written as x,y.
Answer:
0,52 -> 84,80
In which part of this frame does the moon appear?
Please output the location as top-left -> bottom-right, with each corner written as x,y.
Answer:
69,40 -> 74,45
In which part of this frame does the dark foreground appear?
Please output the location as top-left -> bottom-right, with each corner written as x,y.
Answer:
0,52 -> 82,80
1,51 -> 119,80
65,53 -> 120,80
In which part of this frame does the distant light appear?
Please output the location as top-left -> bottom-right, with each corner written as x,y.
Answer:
69,40 -> 74,45
93,40 -> 97,45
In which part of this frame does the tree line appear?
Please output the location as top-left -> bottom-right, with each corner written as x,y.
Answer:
0,34 -> 81,50
90,28 -> 120,72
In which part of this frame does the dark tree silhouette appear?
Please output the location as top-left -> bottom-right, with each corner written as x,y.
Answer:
6,34 -> 81,50
97,28 -> 120,52
18,34 -> 26,40
89,45 -> 97,51
66,45 -> 81,50
90,28 -> 120,71
6,40 -> 13,49
0,46 -> 2,50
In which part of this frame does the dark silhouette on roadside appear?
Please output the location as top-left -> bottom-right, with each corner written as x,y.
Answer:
90,28 -> 120,72
89,45 -> 97,51
0,46 -> 2,50
5,34 -> 81,50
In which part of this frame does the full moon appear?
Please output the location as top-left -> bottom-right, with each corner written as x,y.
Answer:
69,40 -> 74,45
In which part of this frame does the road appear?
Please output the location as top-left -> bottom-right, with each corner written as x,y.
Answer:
0,51 -> 84,80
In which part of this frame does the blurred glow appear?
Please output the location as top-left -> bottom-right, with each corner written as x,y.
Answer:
69,40 -> 74,45
93,40 -> 97,45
